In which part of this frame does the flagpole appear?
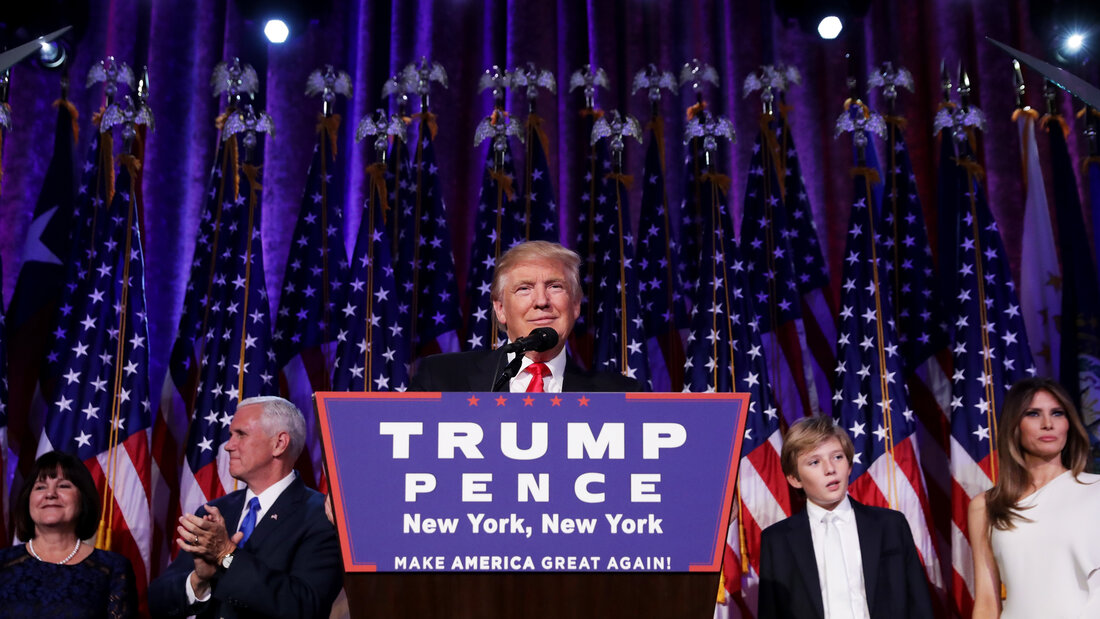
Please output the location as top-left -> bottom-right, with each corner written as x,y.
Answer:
237,163 -> 261,400
318,118 -> 336,391
613,176 -> 629,373
364,165 -> 378,392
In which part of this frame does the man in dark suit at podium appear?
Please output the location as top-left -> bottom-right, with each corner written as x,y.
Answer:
149,396 -> 343,618
411,241 -> 639,393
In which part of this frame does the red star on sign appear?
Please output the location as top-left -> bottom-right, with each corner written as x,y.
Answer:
523,396 -> 535,406
577,396 -> 590,407
495,396 -> 508,406
467,395 -> 480,406
550,396 -> 562,407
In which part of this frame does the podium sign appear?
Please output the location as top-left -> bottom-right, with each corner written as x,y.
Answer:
316,392 -> 748,574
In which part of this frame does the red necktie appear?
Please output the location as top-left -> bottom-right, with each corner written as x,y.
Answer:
525,362 -> 549,392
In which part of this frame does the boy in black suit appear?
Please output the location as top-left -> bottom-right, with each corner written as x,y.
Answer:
758,417 -> 933,619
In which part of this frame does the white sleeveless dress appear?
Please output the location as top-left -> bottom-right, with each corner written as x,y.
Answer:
991,471 -> 1100,619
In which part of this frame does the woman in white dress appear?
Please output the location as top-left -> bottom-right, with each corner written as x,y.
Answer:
969,377 -> 1100,619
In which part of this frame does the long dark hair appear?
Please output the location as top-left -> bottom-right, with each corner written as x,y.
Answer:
986,377 -> 1090,530
13,451 -> 100,540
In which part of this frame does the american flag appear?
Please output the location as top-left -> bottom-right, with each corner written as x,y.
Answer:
178,142 -> 277,519
677,137 -> 707,311
332,153 -> 410,392
465,141 -> 521,351
154,132 -> 234,570
1046,115 -> 1100,454
773,113 -> 837,418
942,131 -> 1035,617
572,112 -> 613,369
739,124 -> 820,425
5,101 -> 78,502
42,155 -> 154,603
521,113 -> 559,243
1016,109 -> 1060,379
683,175 -> 788,619
589,159 -> 651,387
396,116 -> 462,358
636,118 -> 688,392
833,128 -> 943,597
272,120 -> 348,487
879,114 -> 953,606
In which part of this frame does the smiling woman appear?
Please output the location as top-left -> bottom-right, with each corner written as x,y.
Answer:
0,451 -> 138,618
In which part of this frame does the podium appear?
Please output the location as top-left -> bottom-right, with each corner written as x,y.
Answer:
316,392 -> 749,618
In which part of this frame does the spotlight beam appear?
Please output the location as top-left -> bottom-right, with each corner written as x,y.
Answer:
987,36 -> 1100,109
0,26 -> 72,73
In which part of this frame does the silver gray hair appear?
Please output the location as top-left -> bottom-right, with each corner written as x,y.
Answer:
237,396 -> 307,461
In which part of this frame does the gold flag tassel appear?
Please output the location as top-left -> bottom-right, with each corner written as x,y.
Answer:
362,162 -> 390,392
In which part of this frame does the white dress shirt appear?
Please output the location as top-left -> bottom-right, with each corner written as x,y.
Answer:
506,347 -> 568,393
806,496 -> 871,619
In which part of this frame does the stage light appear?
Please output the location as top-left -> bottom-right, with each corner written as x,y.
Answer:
1064,32 -> 1085,54
818,16 -> 843,39
264,19 -> 290,44
38,40 -> 67,68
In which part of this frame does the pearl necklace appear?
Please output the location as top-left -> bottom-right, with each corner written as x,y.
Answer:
27,538 -> 81,565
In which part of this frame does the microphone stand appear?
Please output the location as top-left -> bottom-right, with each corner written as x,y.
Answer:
491,354 -> 525,392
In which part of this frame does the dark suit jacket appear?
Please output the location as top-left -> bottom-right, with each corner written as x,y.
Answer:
409,347 -> 642,392
148,476 -> 343,619
758,498 -> 933,619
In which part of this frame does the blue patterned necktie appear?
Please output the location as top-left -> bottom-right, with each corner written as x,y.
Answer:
238,497 -> 261,545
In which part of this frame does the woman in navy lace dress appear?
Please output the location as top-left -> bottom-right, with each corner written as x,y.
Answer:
0,451 -> 137,618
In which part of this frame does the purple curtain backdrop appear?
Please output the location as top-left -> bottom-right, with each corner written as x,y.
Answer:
1,0 -> 1096,395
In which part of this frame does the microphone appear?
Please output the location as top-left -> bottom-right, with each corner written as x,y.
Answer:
498,327 -> 559,355
490,327 -> 560,391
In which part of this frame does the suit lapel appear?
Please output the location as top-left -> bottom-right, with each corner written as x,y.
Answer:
241,478 -> 306,551
787,511 -> 826,619
475,348 -> 508,391
853,499 -> 882,613
216,491 -> 246,536
561,356 -> 591,392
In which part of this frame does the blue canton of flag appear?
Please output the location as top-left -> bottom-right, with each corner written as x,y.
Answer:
677,137 -> 709,309
167,138 -> 233,413
332,160 -> 410,392
881,120 -> 946,371
739,127 -> 816,424
590,169 -> 651,388
397,118 -> 462,357
1046,119 -> 1100,449
272,124 -> 348,377
572,125 -> 614,368
0,252 -> 6,546
636,119 -> 687,392
774,114 -> 837,418
466,142 -> 521,351
521,114 -> 559,243
42,156 -> 154,589
180,155 -> 276,515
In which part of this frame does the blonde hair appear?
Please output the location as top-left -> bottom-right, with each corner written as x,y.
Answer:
491,241 -> 582,303
780,416 -> 855,479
